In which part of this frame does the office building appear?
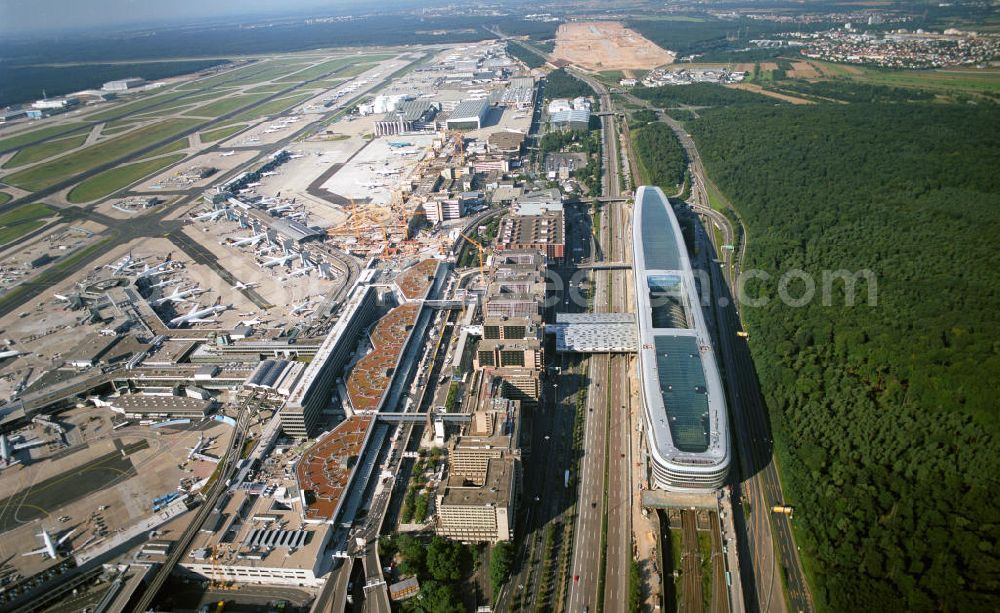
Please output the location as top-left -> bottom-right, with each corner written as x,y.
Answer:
495,211 -> 565,263
436,399 -> 520,542
282,285 -> 378,437
633,186 -> 730,492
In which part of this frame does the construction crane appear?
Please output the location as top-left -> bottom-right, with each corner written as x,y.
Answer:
452,131 -> 465,167
460,232 -> 487,287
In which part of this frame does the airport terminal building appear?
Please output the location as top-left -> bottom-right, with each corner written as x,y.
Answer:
632,186 -> 730,491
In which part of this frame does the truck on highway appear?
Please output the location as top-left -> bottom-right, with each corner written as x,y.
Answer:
564,469 -> 570,488
772,505 -> 794,515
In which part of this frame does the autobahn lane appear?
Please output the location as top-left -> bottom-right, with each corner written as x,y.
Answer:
683,138 -> 811,613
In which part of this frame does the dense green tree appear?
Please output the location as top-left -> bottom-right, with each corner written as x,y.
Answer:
489,541 -> 515,593
426,537 -> 467,582
397,534 -> 427,577
633,82 -> 776,107
677,101 -> 1000,611
544,68 -> 593,100
404,580 -> 464,613
632,122 -> 686,188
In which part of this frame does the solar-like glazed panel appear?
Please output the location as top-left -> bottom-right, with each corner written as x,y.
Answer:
640,188 -> 681,270
654,335 -> 709,452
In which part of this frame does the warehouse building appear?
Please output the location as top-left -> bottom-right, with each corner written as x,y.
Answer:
107,394 -> 215,420
445,99 -> 490,131
102,78 -> 146,92
373,100 -> 439,136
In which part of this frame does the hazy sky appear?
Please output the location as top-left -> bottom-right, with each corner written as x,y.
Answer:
0,0 -> 370,35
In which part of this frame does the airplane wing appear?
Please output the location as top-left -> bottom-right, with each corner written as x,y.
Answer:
57,528 -> 76,545
21,547 -> 47,557
186,303 -> 199,316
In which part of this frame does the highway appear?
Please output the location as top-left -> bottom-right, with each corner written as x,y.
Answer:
565,67 -> 634,613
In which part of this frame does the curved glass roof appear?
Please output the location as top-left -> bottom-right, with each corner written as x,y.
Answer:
640,188 -> 681,270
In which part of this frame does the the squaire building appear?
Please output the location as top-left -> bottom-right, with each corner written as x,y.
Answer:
633,186 -> 730,491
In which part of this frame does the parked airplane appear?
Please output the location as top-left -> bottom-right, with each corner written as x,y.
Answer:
191,208 -> 227,222
151,286 -> 205,307
228,233 -> 267,248
0,350 -> 25,360
104,252 -> 138,275
148,278 -> 182,289
136,257 -> 175,279
23,528 -> 76,559
231,281 -> 259,291
53,293 -> 84,309
260,253 -> 298,269
220,151 -> 236,157
169,300 -> 231,327
290,301 -> 313,316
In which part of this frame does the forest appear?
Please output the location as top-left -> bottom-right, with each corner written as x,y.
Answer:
632,83 -> 777,108
507,41 -> 546,69
631,122 -> 686,189
688,101 -> 1000,611
543,68 -> 593,100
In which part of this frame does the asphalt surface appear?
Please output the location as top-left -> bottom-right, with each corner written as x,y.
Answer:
566,69 -> 633,613
136,402 -> 252,613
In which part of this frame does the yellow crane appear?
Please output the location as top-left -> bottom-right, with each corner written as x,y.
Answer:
460,232 -> 487,287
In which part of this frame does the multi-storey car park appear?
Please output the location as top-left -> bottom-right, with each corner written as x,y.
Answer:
632,186 -> 730,491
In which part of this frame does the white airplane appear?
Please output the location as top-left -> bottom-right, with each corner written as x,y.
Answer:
261,171 -> 280,177
0,349 -> 25,360
53,292 -> 83,306
228,233 -> 267,247
104,253 -> 138,275
290,301 -> 313,316
288,154 -> 305,159
239,318 -> 267,327
187,434 -> 216,460
268,204 -> 296,215
151,286 -> 205,307
191,208 -> 227,222
220,151 -> 236,157
260,253 -> 298,269
169,301 -> 231,327
148,278 -> 182,289
231,281 -> 259,291
245,182 -> 262,188
289,265 -> 314,278
23,527 -> 76,559
136,258 -> 175,279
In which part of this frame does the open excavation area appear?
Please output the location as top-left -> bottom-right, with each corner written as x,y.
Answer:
552,21 -> 675,71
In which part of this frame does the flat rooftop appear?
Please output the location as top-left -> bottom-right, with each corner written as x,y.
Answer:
296,416 -> 374,523
345,303 -> 421,412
